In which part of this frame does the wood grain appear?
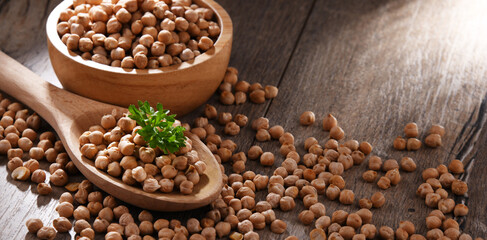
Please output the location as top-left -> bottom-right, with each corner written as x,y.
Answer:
1,0 -> 487,239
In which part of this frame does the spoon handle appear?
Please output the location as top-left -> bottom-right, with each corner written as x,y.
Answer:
0,51 -> 89,128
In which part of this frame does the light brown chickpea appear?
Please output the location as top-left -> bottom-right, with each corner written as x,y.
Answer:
385,168 -> 401,185
452,179 -> 468,195
400,157 -> 417,172
448,159 -> 464,174
31,169 -> 46,183
330,126 -> 345,140
378,226 -> 394,239
362,170 -> 378,183
299,111 -> 315,126
368,156 -> 382,170
26,218 -> 43,233
370,192 -> 385,208
37,226 -> 57,240
270,219 -> 287,234
339,189 -> 355,205
416,183 -> 434,198
393,136 -> 406,150
404,122 -> 419,137
407,138 -> 421,150
377,177 -> 391,190
454,203 -> 468,216
53,217 -> 72,233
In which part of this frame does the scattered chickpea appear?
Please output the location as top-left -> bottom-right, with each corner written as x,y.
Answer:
448,159 -> 464,174
299,111 -> 315,126
393,136 -> 406,150
37,226 -> 56,240
270,219 -> 287,234
339,189 -> 355,205
400,157 -> 417,172
407,138 -> 421,151
425,134 -> 442,148
26,218 -> 43,233
322,114 -> 338,131
377,177 -> 391,190
429,124 -> 445,136
370,192 -> 385,208
330,126 -> 345,140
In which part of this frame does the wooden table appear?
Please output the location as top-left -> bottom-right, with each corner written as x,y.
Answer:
1,0 -> 487,239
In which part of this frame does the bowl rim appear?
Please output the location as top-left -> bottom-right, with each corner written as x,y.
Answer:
46,0 -> 232,75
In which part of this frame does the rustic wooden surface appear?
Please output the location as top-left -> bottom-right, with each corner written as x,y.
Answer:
1,0 -> 487,239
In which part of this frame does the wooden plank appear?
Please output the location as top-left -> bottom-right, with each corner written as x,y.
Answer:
0,0 -> 315,239
263,0 -> 487,237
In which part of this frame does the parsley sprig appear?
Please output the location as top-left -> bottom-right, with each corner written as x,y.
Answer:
128,101 -> 186,154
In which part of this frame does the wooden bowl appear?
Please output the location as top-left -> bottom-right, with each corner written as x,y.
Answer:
46,0 -> 232,116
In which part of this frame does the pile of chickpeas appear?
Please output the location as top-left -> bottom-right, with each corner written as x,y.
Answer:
0,93 -> 78,196
57,0 -> 220,69
79,110 -> 206,195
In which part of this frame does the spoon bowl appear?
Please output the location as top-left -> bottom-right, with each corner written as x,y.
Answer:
0,51 -> 223,211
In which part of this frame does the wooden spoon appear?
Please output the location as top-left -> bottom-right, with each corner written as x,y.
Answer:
0,51 -> 223,211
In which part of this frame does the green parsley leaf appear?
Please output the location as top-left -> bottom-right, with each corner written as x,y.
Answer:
128,101 -> 186,154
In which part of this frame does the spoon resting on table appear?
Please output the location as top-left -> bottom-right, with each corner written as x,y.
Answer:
0,51 -> 223,211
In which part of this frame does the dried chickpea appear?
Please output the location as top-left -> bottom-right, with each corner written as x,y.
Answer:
453,204 -> 468,216
362,170 -> 378,183
377,177 -> 391,190
385,169 -> 401,185
12,166 -> 30,181
270,219 -> 287,234
249,89 -> 265,104
425,134 -> 442,148
359,198 -> 373,209
360,224 -> 377,239
368,156 -> 382,170
339,189 -> 355,205
53,217 -> 72,233
393,136 -> 406,150
400,157 -> 417,172
404,122 -> 419,137
422,168 -> 439,181
37,226 -> 57,240
370,192 -> 385,208
330,126 -> 345,140
26,218 -> 43,233
407,138 -> 421,150
428,124 -> 445,136
448,159 -> 464,174
322,114 -> 338,131
300,111 -> 315,126
451,179 -> 468,195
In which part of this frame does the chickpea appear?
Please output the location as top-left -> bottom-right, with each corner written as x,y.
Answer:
360,224 -> 377,239
0,139 -> 12,154
326,184 -> 341,200
300,111 -> 315,126
49,168 -> 69,187
393,136 -> 406,150
382,159 -> 399,171
339,189 -> 355,205
362,170 -> 378,183
370,192 -> 385,208
270,219 -> 287,234
369,156 -> 382,171
452,179 -> 468,195
329,162 -> 344,175
11,166 -> 30,181
330,126 -> 345,140
53,217 -> 72,233
56,202 -> 74,218
37,226 -> 56,240
26,218 -> 43,233
448,159 -> 464,174
377,176 -> 391,189
407,138 -> 421,150
249,89 -> 265,104
31,169 -> 46,183
385,169 -> 401,185
454,203 -> 468,216
37,183 -> 53,195
422,168 -> 439,181
400,157 -> 417,172
7,157 -> 23,171
259,152 -> 274,166
425,134 -> 442,148
215,222 -> 231,238
331,210 -> 349,225
416,183 -> 434,198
